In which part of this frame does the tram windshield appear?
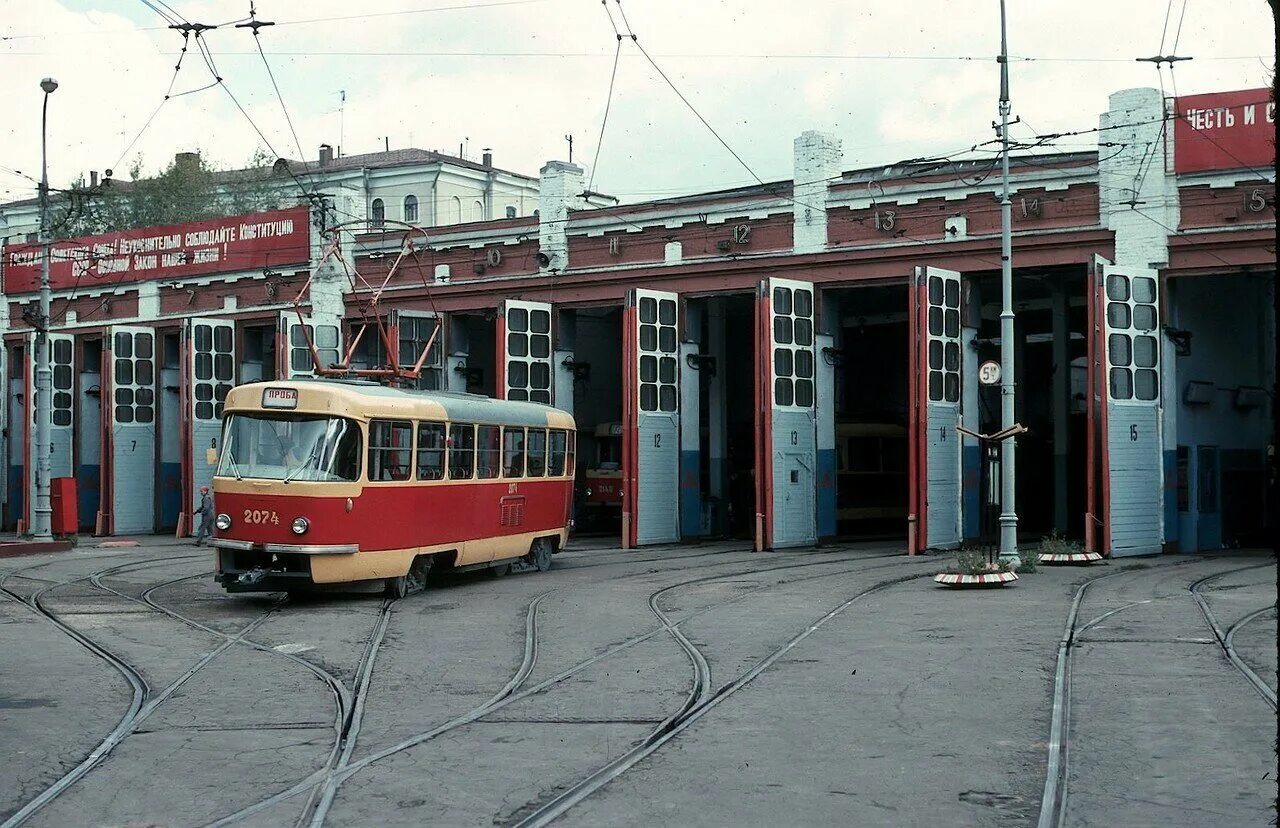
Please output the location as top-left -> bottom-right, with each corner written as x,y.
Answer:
218,414 -> 362,482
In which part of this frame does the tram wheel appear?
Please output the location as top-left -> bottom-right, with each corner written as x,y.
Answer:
386,558 -> 430,598
526,538 -> 553,573
489,561 -> 512,577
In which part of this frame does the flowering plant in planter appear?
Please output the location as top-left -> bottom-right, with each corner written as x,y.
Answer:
934,545 -> 1019,587
947,546 -> 1015,575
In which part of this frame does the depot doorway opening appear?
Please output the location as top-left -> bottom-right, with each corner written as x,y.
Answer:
569,306 -> 624,537
827,284 -> 909,541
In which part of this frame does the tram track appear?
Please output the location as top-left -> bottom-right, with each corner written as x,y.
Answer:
124,577 -> 396,828
1035,558 -> 1274,828
0,551 -> 206,598
5,545 -> 918,826
507,566 -> 935,827
0,554 -> 269,828
294,597 -> 396,828
228,550 -> 932,827
1188,564 -> 1278,710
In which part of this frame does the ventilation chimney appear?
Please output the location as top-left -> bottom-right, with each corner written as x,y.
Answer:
174,151 -> 200,170
318,144 -> 334,167
482,149 -> 493,167
89,171 -> 98,188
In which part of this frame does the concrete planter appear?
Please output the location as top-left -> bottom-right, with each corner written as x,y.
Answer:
1038,551 -> 1104,565
933,570 -> 1019,588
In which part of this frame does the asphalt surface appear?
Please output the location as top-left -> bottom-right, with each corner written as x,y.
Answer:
0,540 -> 1274,827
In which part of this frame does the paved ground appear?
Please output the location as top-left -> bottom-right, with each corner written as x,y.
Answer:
0,539 -> 1274,827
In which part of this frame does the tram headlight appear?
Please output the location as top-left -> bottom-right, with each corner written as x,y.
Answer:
584,487 -> 592,497
215,513 -> 232,530
291,517 -> 310,535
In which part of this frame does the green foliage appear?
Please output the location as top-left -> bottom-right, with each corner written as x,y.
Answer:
1039,531 -> 1082,558
950,546 -> 1013,576
51,148 -> 286,239
1017,543 -> 1039,573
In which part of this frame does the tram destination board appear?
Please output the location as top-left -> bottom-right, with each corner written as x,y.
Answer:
262,387 -> 299,409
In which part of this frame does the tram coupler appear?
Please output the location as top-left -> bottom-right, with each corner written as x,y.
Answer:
237,568 -> 269,586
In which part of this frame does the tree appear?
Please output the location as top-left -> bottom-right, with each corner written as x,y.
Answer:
51,148 -> 292,239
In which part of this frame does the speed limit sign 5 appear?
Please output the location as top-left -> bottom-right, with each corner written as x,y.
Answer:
979,360 -> 1001,386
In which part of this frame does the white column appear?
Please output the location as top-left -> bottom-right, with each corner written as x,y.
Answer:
308,203 -> 348,332
792,130 -> 842,255
1099,88 -> 1180,269
537,161 -> 586,274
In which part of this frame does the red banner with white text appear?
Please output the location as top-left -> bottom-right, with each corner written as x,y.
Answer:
1173,88 -> 1275,175
2,205 -> 311,294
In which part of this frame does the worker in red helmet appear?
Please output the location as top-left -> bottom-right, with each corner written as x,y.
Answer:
195,486 -> 214,546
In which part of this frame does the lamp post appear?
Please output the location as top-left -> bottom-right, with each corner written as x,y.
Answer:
995,3 -> 1019,564
31,76 -> 58,540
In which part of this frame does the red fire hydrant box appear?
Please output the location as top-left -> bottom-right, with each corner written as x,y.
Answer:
50,477 -> 79,537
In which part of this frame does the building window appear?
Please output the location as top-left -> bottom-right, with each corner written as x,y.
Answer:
289,322 -> 340,377
473,200 -> 485,222
403,194 -> 418,223
397,314 -> 443,390
450,196 -> 462,224
637,295 -> 678,413
113,330 -> 155,424
505,205 -> 517,219
370,198 -> 385,229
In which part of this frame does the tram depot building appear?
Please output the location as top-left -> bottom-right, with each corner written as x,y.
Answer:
1,86 -> 1274,556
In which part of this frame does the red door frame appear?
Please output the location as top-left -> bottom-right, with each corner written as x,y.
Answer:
493,307 -> 507,401
906,272 -> 929,555
620,301 -> 638,549
178,320 -> 192,535
20,336 -> 33,532
1085,256 -> 1114,556
101,328 -> 115,536
752,285 -> 774,552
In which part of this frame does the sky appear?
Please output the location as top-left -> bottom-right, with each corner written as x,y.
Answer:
1,0 -> 1274,205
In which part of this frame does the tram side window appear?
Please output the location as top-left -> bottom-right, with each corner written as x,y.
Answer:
477,425 -> 501,479
568,430 -> 576,472
526,429 -> 547,477
503,427 -> 526,478
548,430 -> 567,476
449,423 -> 475,479
368,420 -> 413,481
417,422 -> 447,480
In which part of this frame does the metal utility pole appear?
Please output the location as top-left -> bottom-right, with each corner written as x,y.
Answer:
31,76 -> 58,540
996,1 -> 1019,563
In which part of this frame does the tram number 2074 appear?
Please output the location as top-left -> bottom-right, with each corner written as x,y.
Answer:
243,509 -> 280,525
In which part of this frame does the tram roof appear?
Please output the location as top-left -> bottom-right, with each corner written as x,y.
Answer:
225,379 -> 575,429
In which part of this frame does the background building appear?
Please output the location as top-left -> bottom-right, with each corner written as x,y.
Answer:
1,86 -> 1272,554
0,145 -> 619,247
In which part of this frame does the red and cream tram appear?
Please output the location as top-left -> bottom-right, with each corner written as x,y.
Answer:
211,380 -> 576,596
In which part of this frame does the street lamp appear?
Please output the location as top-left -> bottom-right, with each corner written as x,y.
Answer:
31,76 -> 58,539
